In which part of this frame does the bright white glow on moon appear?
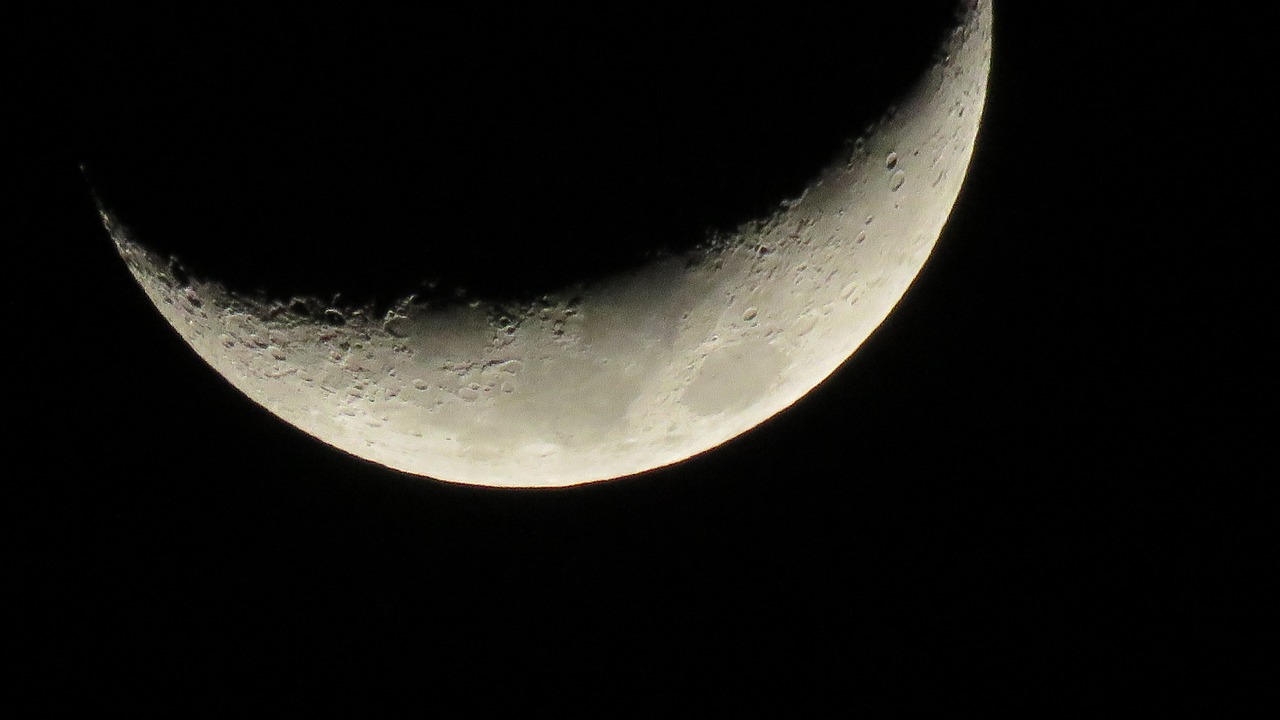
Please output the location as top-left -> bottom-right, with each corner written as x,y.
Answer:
101,1 -> 991,487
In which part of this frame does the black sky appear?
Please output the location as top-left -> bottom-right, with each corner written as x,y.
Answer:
4,2 -> 1262,711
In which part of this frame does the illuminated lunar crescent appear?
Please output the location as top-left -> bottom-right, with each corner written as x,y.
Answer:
100,1 -> 991,487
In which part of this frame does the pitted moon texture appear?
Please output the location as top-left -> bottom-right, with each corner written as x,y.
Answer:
104,1 -> 991,487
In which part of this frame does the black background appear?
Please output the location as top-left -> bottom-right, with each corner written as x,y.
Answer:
4,2 -> 1264,711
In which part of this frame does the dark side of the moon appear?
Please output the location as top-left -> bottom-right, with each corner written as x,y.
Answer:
66,2 -> 963,310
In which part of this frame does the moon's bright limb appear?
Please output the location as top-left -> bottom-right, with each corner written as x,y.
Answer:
101,1 -> 991,487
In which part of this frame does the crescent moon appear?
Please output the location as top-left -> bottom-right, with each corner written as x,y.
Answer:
99,1 -> 991,487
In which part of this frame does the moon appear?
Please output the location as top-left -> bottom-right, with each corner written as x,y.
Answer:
98,1 -> 991,487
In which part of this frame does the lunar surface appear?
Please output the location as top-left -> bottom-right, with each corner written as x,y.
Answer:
101,1 -> 991,487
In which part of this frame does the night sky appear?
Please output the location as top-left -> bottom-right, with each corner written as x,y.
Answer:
5,2 -> 1261,710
